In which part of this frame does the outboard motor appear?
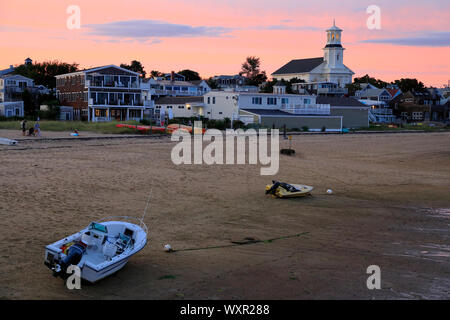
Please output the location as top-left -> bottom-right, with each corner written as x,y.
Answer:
53,242 -> 86,277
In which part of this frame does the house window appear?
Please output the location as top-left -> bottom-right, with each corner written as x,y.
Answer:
412,112 -> 423,120
252,97 -> 262,105
219,112 -> 223,115
304,99 -> 311,104
213,97 -> 216,104
281,98 -> 289,104
207,97 -> 211,104
267,97 -> 277,105
95,109 -> 107,117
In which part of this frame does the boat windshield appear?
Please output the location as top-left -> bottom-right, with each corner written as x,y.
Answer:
89,222 -> 108,233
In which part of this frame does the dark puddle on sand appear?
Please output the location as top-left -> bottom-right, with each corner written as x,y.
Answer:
384,207 -> 450,261
423,207 -> 450,218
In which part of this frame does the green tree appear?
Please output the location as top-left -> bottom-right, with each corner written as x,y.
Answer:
14,60 -> 79,89
353,74 -> 388,88
21,89 -> 37,117
240,56 -> 268,86
177,69 -> 201,81
345,74 -> 388,96
392,78 -> 425,93
150,70 -> 163,78
206,77 -> 218,89
120,60 -> 146,78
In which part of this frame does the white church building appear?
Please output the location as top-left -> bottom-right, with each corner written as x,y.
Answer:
271,21 -> 354,88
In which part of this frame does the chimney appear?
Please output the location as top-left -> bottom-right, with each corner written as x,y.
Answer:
171,71 -> 175,82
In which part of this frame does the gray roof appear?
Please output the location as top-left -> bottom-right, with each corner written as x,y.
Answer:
155,96 -> 203,105
189,80 -> 204,85
357,88 -> 390,97
0,66 -> 15,76
272,57 -> 324,75
316,97 -> 368,107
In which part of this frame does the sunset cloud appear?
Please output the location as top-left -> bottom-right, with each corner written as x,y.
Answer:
361,32 -> 450,47
84,20 -> 233,40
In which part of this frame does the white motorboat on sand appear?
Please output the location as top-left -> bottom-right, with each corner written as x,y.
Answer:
44,216 -> 148,283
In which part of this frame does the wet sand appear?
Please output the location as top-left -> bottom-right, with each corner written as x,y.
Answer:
0,131 -> 449,299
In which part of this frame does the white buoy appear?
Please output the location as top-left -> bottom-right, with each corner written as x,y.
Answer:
327,189 -> 333,195
164,244 -> 172,252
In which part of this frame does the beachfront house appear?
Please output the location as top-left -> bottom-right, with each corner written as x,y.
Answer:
0,74 -> 32,118
203,89 -> 369,131
356,88 -> 392,104
391,90 -> 448,122
144,78 -> 208,98
56,65 -> 154,122
154,96 -> 205,119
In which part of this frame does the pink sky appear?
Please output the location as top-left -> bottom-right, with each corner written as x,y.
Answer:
0,0 -> 449,87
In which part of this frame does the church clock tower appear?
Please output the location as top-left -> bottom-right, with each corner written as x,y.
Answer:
323,20 -> 345,69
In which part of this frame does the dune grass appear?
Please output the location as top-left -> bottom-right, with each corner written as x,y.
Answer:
0,120 -> 143,134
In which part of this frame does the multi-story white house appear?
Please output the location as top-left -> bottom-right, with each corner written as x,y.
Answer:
0,74 -> 34,102
0,74 -> 32,118
202,90 -> 368,130
154,96 -> 205,118
144,78 -> 209,97
272,21 -> 354,88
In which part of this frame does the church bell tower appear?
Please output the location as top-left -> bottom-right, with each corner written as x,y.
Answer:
323,20 -> 345,69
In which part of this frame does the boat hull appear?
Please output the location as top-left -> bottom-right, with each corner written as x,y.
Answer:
81,257 -> 129,283
265,183 -> 314,198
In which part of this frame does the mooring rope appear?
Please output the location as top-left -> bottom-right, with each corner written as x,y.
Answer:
171,232 -> 310,253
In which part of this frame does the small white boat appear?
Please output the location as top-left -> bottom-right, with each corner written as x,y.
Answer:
44,216 -> 148,283
0,138 -> 18,146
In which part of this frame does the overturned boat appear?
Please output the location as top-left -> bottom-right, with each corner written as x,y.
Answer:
44,216 -> 148,283
265,181 -> 314,198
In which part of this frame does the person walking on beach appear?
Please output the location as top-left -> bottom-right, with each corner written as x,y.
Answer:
20,120 -> 27,136
34,121 -> 41,137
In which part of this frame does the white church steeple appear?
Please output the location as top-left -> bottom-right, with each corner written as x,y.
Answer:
323,20 -> 345,68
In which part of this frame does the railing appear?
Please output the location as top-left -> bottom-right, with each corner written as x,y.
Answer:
281,104 -> 331,115
89,98 -> 145,107
153,89 -> 199,96
317,87 -> 348,94
371,108 -> 393,115
0,101 -> 24,108
85,80 -> 140,89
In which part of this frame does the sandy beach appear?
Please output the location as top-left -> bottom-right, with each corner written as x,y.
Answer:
0,130 -> 449,299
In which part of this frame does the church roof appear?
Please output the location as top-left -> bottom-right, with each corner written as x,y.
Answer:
327,20 -> 342,32
272,57 -> 324,75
